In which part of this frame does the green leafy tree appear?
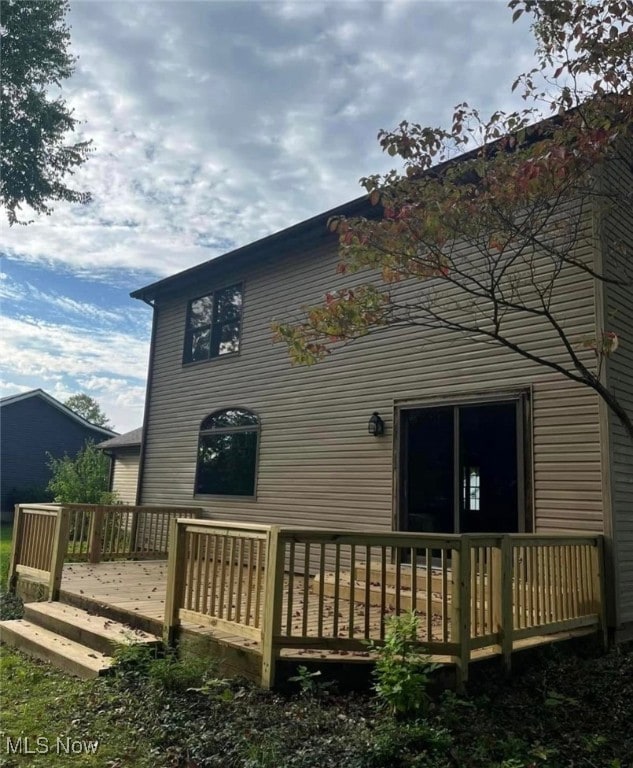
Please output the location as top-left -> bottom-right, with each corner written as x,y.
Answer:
0,0 -> 92,225
47,441 -> 115,504
64,393 -> 112,428
274,0 -> 633,441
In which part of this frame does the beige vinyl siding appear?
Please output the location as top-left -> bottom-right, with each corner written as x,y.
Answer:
602,148 -> 633,628
111,450 -> 140,505
139,203 -> 605,540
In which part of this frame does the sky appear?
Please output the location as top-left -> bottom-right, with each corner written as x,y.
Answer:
0,0 -> 538,433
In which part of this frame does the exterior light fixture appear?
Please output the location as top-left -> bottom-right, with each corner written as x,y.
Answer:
368,412 -> 385,437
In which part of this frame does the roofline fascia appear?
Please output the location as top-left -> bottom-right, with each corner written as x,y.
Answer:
130,194 -> 373,303
0,389 -> 118,438
130,106 -> 588,305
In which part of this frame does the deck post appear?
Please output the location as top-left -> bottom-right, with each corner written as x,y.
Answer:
7,504 -> 24,592
452,538 -> 471,691
595,535 -> 609,651
87,506 -> 105,564
499,535 -> 513,673
163,518 -> 188,646
49,506 -> 70,601
261,526 -> 284,689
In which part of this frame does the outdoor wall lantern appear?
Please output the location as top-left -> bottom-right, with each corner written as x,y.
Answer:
368,411 -> 385,437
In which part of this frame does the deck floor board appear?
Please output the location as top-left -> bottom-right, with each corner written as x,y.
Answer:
60,560 -> 450,660
59,560 -> 596,667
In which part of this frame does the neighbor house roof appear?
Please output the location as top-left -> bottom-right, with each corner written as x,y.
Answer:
97,427 -> 142,450
0,389 -> 117,439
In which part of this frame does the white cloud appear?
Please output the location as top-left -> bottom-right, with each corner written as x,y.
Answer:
0,0 -> 540,430
2,0 -> 537,280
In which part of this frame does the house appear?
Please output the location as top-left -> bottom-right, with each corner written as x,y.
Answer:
130,140 -> 633,642
97,427 -> 142,504
0,389 -> 117,520
4,143 -> 629,686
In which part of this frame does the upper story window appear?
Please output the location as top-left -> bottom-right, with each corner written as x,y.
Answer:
184,283 -> 243,364
195,408 -> 259,497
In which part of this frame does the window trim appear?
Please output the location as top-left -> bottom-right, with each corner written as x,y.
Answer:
182,282 -> 244,366
193,406 -> 260,500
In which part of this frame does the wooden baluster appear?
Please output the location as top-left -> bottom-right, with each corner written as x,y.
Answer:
202,534 -> 211,615
302,542 -> 310,637
244,538 -> 254,626
88,507 -> 104,564
318,544 -> 326,638
285,542 -> 295,635
333,544 -> 341,638
379,547 -> 387,640
235,538 -> 244,624
254,538 -> 264,628
364,545 -> 371,639
210,535 -> 220,616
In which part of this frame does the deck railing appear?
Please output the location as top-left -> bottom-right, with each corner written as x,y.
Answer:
7,505 -> 69,600
7,503 -> 204,599
164,520 -> 606,687
164,521 -> 269,645
63,504 -> 202,562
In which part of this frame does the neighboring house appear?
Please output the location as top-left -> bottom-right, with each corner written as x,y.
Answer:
98,427 -> 142,504
0,389 -> 117,519
131,157 -> 633,639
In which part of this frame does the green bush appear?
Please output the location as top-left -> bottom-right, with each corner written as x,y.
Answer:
367,611 -> 439,717
47,440 -> 117,504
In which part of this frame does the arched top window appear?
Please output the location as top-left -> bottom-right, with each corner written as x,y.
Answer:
195,408 -> 259,497
200,408 -> 259,431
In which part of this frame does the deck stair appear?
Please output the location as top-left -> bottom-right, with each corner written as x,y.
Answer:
0,601 -> 160,679
312,561 -> 456,616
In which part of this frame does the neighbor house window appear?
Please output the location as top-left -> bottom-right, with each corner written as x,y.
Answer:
195,408 -> 259,496
184,284 -> 242,363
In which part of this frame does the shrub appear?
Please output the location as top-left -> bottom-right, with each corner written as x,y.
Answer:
367,611 -> 439,717
47,440 -> 117,504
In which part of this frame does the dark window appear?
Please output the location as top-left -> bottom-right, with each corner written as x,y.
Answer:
195,408 -> 259,496
184,284 -> 242,363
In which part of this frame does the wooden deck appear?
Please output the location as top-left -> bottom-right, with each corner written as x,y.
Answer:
60,560 -> 439,662
58,559 -> 597,672
61,561 -> 168,632
9,506 -> 605,686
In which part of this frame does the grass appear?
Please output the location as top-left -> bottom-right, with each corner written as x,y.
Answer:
0,524 -> 13,588
0,523 -> 156,766
0,649 -> 157,767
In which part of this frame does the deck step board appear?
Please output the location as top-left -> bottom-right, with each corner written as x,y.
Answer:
24,602 -> 160,655
0,620 -> 114,679
354,562 -> 452,593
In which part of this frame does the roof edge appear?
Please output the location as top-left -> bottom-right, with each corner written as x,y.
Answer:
130,194 -> 372,302
0,389 -> 118,438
